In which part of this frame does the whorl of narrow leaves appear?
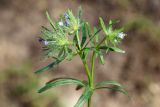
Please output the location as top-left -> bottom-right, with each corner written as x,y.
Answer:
36,7 -> 129,107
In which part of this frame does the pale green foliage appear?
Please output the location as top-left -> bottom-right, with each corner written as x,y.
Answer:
65,10 -> 80,34
40,10 -> 80,58
99,17 -> 125,46
36,7 -> 129,107
41,26 -> 70,57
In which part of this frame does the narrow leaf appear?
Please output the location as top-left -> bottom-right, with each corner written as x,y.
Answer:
109,47 -> 125,53
46,11 -> 56,30
98,51 -> 105,64
96,81 -> 124,88
41,26 -> 50,31
83,28 -> 101,48
95,86 -> 130,99
95,81 -> 130,99
35,56 -> 65,74
74,86 -> 93,107
81,23 -> 87,47
99,17 -> 108,35
99,46 -> 125,53
86,22 -> 92,37
38,78 -> 85,93
93,27 -> 99,43
77,6 -> 82,19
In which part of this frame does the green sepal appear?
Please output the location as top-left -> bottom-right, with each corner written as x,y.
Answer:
38,78 -> 85,93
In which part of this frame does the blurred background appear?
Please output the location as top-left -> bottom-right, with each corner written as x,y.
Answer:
0,0 -> 160,107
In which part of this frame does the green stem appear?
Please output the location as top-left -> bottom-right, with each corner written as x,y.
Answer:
79,54 -> 92,107
78,40 -> 97,107
88,98 -> 91,107
91,51 -> 96,88
87,51 -> 96,107
82,60 -> 92,86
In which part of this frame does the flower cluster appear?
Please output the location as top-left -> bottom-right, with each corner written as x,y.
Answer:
39,26 -> 70,57
58,13 -> 70,27
117,32 -> 126,39
38,10 -> 80,59
58,10 -> 79,35
99,18 -> 126,47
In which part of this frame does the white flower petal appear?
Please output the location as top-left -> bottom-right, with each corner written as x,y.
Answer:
58,21 -> 64,26
117,32 -> 126,39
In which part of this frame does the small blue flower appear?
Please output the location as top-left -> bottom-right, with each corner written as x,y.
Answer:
64,19 -> 70,26
117,32 -> 126,39
39,38 -> 49,46
38,38 -> 44,42
64,13 -> 69,19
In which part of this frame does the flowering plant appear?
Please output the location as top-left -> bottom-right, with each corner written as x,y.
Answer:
36,7 -> 129,107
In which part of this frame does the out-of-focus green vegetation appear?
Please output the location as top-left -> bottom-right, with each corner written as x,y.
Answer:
125,15 -> 160,40
0,63 -> 62,107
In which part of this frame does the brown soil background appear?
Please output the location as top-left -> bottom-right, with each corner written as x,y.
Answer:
0,0 -> 160,107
